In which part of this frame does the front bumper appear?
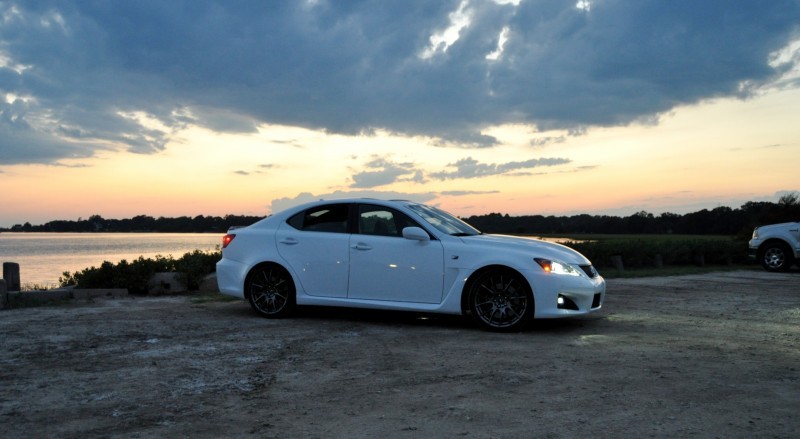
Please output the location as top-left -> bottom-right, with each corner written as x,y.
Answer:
747,237 -> 763,262
525,269 -> 606,319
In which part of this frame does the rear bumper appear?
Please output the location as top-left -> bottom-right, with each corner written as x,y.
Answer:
215,258 -> 248,299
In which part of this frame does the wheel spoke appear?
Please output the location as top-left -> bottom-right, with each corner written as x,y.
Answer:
505,306 -> 520,319
488,308 -> 502,325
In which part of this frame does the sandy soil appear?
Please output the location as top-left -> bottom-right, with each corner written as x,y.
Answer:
1,270 -> 798,438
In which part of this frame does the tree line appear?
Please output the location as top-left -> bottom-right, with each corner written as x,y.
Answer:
465,195 -> 799,238
3,214 -> 262,233
3,193 -> 798,236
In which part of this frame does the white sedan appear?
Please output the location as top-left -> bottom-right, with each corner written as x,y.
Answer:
216,199 -> 605,331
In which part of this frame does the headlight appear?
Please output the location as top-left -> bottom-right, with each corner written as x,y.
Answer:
752,228 -> 759,240
534,258 -> 581,276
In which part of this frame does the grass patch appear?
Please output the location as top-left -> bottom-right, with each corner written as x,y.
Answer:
519,233 -> 758,275
599,264 -> 760,279
530,233 -> 736,242
532,234 -> 751,270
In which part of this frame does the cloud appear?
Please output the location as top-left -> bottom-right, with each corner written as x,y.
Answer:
350,157 -> 425,188
2,0 -> 799,164
729,143 -> 789,152
441,190 -> 500,196
530,136 -> 566,148
431,157 -> 571,180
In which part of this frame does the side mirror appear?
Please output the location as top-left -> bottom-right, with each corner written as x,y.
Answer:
402,227 -> 430,241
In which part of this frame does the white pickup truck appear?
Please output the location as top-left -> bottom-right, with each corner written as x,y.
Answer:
748,221 -> 800,272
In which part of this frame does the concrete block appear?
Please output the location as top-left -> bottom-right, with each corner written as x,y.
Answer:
3,262 -> 21,292
6,290 -> 72,307
0,279 -> 7,310
654,254 -> 664,269
198,273 -> 219,293
148,272 -> 187,295
610,255 -> 624,271
0,287 -> 127,309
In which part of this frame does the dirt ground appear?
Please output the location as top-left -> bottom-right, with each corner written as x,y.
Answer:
1,270 -> 798,438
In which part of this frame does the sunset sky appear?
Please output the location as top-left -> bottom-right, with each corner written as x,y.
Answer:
1,0 -> 799,228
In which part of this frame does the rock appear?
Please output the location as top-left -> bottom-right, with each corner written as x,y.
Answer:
148,272 -> 187,295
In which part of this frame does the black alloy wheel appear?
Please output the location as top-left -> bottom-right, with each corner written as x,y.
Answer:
468,268 -> 533,332
246,265 -> 296,318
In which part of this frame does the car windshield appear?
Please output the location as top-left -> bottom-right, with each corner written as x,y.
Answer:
406,203 -> 481,236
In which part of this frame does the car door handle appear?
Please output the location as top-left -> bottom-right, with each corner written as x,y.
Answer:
279,238 -> 299,245
351,243 -> 372,251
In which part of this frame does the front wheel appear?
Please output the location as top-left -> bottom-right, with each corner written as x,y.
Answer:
467,268 -> 534,332
246,265 -> 296,318
759,242 -> 794,272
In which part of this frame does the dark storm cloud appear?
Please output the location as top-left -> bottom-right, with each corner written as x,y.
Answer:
1,0 -> 798,164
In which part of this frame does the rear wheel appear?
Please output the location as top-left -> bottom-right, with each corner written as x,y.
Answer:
246,265 -> 295,318
467,268 -> 533,332
759,242 -> 794,272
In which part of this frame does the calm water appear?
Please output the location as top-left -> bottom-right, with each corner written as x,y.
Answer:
0,232 -> 223,287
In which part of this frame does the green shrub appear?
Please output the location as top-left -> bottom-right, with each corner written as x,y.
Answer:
59,250 -> 221,294
175,249 -> 222,290
567,236 -> 747,270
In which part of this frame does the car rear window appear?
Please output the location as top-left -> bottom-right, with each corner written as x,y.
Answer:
287,204 -> 349,233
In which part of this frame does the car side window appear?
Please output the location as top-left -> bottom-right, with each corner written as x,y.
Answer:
287,204 -> 349,233
357,205 -> 418,237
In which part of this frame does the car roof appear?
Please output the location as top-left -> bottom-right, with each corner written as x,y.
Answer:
271,198 -> 417,217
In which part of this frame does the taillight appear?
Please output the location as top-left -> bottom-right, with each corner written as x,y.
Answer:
222,234 -> 236,249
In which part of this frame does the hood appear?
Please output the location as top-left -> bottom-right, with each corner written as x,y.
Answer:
460,234 -> 591,265
758,221 -> 799,231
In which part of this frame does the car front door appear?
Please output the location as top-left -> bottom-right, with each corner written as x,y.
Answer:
275,203 -> 350,298
347,204 -> 444,303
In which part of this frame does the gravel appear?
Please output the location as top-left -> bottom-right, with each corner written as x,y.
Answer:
1,270 -> 798,438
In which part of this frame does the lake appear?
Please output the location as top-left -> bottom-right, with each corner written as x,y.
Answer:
0,232 -> 223,288
0,232 -> 579,289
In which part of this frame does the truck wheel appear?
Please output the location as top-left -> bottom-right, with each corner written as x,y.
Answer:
759,242 -> 793,272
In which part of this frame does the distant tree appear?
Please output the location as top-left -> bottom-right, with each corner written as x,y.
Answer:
778,191 -> 799,206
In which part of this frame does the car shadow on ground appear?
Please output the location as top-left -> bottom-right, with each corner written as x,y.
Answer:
293,306 -> 473,330
235,304 -> 606,334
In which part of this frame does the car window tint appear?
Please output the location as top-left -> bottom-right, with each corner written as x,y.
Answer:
358,205 -> 418,237
287,204 -> 349,233
406,203 -> 480,236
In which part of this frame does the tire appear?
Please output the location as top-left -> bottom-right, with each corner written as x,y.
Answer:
759,242 -> 794,272
245,265 -> 296,318
467,268 -> 534,332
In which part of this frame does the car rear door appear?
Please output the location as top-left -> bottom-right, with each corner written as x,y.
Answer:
275,203 -> 351,298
